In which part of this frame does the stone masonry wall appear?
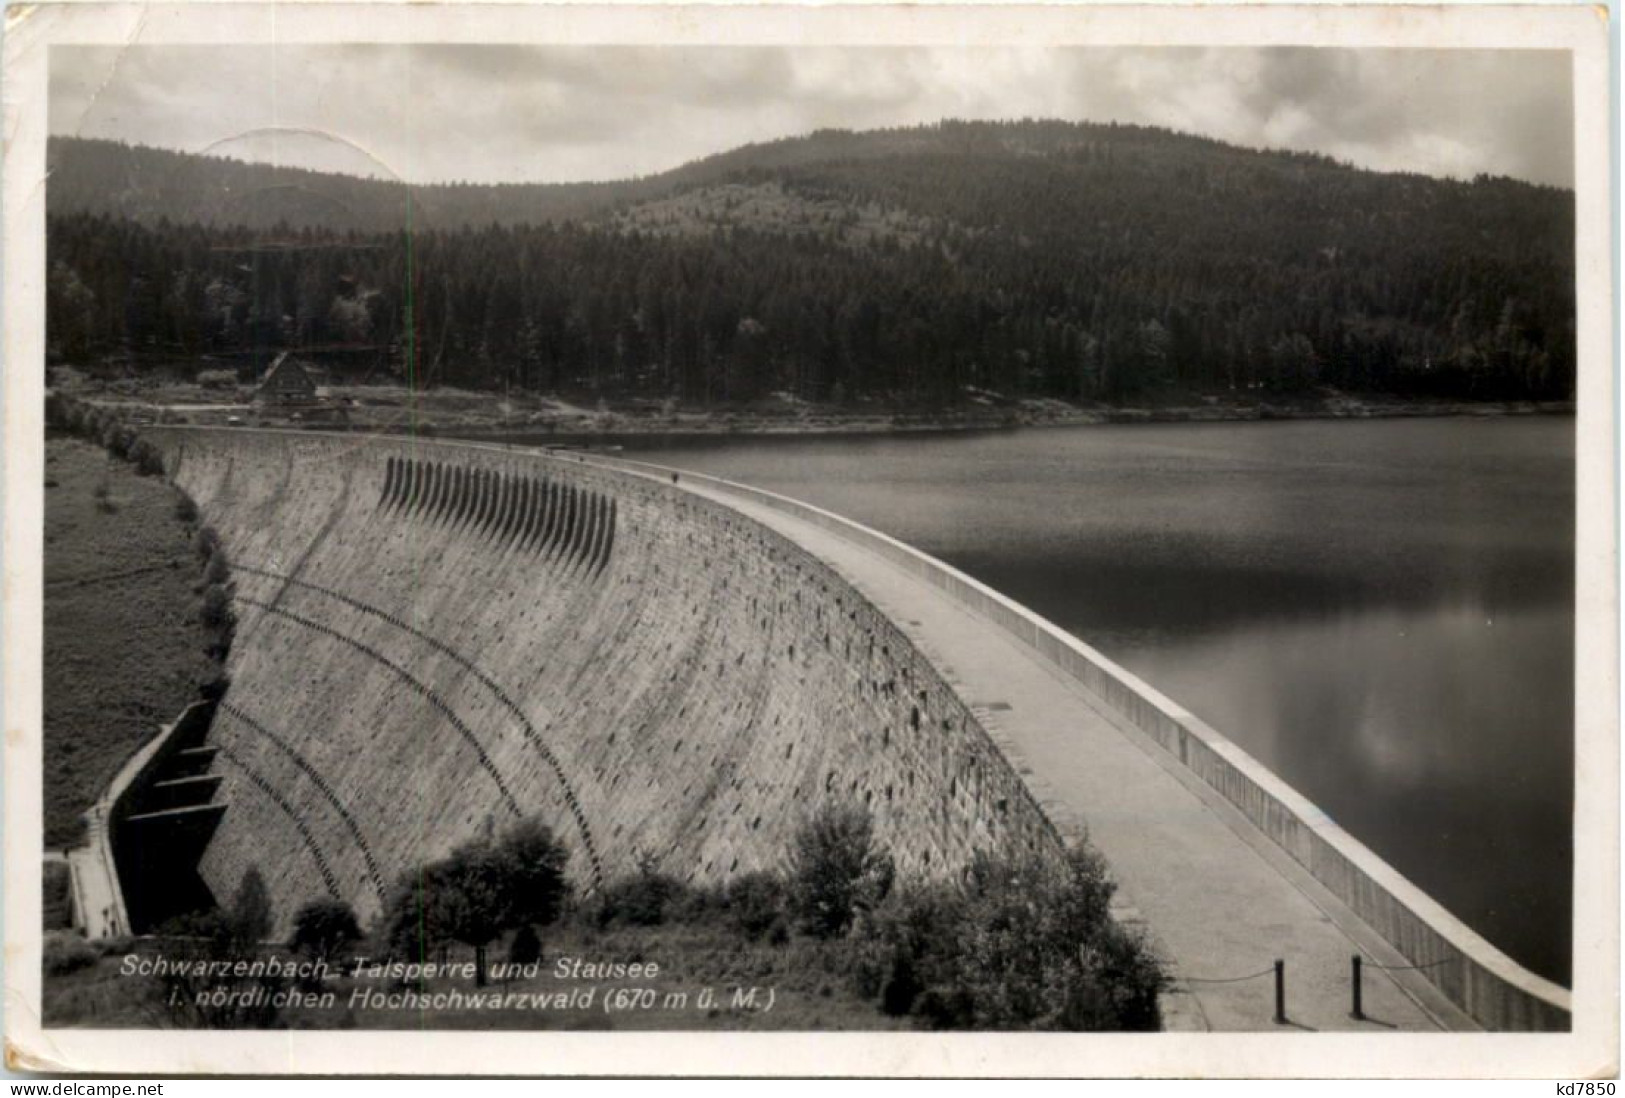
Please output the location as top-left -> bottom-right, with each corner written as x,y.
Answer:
144,428 -> 1065,934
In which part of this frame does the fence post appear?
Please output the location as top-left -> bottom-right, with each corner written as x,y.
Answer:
1351,955 -> 1364,1021
1273,959 -> 1286,1024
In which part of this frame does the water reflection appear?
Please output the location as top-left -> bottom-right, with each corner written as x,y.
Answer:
593,418 -> 1574,985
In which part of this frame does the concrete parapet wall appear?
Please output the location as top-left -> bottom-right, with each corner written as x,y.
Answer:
140,428 -> 1064,937
599,457 -> 1572,1033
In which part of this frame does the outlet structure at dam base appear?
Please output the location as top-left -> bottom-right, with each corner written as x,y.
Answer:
122,426 -> 1569,1034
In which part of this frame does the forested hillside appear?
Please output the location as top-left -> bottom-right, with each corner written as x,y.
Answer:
46,120 -> 1576,404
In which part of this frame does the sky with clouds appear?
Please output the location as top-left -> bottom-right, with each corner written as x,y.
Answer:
49,45 -> 1574,187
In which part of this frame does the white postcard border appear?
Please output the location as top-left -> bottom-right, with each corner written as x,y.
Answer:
2,1 -> 1615,1078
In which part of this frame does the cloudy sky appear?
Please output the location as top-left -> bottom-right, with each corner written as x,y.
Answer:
49,45 -> 1574,187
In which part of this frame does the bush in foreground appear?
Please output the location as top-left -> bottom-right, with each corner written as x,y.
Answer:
723,870 -> 789,942
202,549 -> 231,587
194,526 -> 221,561
788,802 -> 894,939
43,932 -> 97,976
290,898 -> 363,969
130,439 -> 165,476
42,861 -> 74,932
229,865 -> 273,950
199,583 -> 234,628
152,910 -> 287,1028
856,846 -> 1165,1031
198,670 -> 231,701
377,816 -> 570,986
507,924 -> 542,969
595,862 -> 688,927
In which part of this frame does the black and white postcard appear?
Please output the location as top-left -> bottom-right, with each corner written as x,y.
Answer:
2,1 -> 1615,1078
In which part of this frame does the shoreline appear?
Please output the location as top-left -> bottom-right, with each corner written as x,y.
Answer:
435,397 -> 1577,442
63,377 -> 1576,440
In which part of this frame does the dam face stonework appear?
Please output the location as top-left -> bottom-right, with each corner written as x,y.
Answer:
147,428 -> 1062,932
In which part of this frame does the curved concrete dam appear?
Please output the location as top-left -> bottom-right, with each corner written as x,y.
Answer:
137,427 -> 1568,1033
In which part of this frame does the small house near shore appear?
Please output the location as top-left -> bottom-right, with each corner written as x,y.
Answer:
253,353 -> 322,406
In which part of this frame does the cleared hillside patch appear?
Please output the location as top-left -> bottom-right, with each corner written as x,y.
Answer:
608,181 -> 950,249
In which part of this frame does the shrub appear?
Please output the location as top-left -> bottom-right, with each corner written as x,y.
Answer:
174,495 -> 199,523
492,816 -> 571,930
205,618 -> 235,662
198,670 -> 231,701
854,847 -> 1165,1031
597,863 -> 685,927
508,924 -> 542,968
229,866 -> 273,950
155,907 -> 233,946
376,815 -> 571,987
788,802 -> 894,939
152,908 -> 286,1028
132,440 -> 165,476
910,985 -> 978,1029
954,849 -> 1115,1027
104,424 -> 133,459
376,876 -> 438,976
879,950 -> 924,1016
723,870 -> 788,941
202,549 -> 230,586
199,583 -> 233,628
42,862 -> 73,931
289,898 -> 363,968
194,526 -> 221,561
666,880 -> 728,924
43,932 -> 97,976
851,883 -> 964,1015
415,840 -> 508,986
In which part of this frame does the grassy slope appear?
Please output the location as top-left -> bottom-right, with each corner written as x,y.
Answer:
43,434 -> 216,848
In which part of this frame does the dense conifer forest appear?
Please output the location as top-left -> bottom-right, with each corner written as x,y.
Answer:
46,120 -> 1576,405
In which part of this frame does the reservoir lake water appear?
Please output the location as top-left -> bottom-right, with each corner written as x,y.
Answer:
547,416 -> 1576,985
